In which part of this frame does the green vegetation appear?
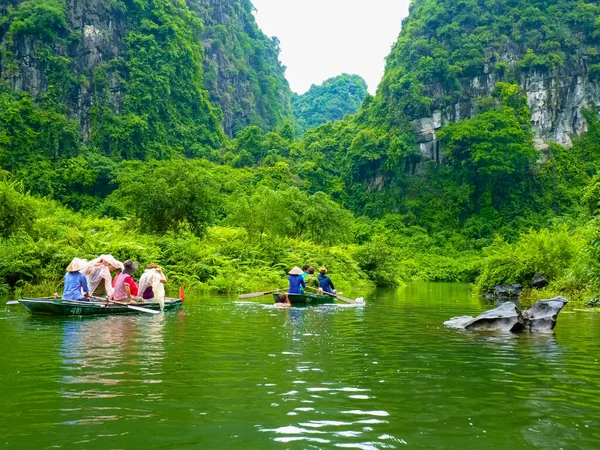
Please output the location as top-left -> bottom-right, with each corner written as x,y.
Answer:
2,0 -> 600,307
292,74 -> 368,134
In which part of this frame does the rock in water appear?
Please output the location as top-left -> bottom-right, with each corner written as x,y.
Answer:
531,273 -> 549,289
522,297 -> 568,332
444,302 -> 524,332
444,297 -> 568,333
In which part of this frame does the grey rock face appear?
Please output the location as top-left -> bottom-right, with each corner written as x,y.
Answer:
412,61 -> 600,159
531,273 -> 549,289
484,284 -> 523,301
522,296 -> 568,332
444,297 -> 568,332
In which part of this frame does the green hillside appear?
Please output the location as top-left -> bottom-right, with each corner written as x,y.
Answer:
292,74 -> 368,134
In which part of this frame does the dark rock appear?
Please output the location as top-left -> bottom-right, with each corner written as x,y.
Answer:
484,284 -> 523,300
522,296 -> 568,332
445,302 -> 525,332
444,296 -> 568,333
531,273 -> 549,289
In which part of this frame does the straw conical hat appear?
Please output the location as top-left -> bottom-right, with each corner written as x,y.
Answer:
288,266 -> 303,275
66,258 -> 88,272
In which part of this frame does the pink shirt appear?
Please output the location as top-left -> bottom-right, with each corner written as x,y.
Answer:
113,273 -> 138,300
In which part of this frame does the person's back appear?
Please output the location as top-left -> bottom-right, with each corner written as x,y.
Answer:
318,267 -> 335,294
112,260 -> 139,301
287,266 -> 306,294
304,267 -> 319,289
62,258 -> 90,301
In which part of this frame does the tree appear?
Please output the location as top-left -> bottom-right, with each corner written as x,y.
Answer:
110,160 -> 220,236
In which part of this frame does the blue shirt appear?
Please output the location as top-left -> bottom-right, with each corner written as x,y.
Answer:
288,275 -> 306,294
62,272 -> 89,300
318,273 -> 335,294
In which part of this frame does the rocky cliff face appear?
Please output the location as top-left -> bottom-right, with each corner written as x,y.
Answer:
0,0 -> 293,142
0,0 -> 129,140
189,0 -> 294,137
374,0 -> 600,163
412,59 -> 600,162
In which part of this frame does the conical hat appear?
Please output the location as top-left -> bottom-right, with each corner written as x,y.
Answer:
66,258 -> 88,272
288,266 -> 304,275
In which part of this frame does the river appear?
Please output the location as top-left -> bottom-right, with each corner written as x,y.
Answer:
1,283 -> 600,448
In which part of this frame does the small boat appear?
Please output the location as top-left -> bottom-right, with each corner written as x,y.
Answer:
16,298 -> 183,316
272,292 -> 335,305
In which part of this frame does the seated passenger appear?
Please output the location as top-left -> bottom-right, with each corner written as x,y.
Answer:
112,260 -> 139,303
81,255 -> 123,298
62,258 -> 90,301
304,266 -> 320,289
288,266 -> 306,294
138,264 -> 168,308
318,267 -> 335,294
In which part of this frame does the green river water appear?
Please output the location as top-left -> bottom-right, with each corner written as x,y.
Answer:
1,283 -> 600,449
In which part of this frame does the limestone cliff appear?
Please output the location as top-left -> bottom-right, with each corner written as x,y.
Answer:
0,0 -> 293,144
375,0 -> 600,161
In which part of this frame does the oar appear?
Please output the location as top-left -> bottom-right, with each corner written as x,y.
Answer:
6,300 -> 19,305
306,286 -> 359,305
238,289 -> 284,299
109,299 -> 160,315
91,296 -> 160,315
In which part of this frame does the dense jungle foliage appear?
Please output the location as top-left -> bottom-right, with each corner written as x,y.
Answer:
2,0 -> 600,305
292,74 -> 368,134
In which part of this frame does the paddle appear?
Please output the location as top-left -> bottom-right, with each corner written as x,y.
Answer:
91,296 -> 160,315
306,286 -> 360,305
5,300 -> 19,305
238,289 -> 283,299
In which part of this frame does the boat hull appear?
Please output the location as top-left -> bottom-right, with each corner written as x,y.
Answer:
17,298 -> 183,316
272,293 -> 335,305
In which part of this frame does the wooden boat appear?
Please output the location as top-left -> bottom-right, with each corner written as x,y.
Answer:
16,297 -> 183,316
272,292 -> 335,305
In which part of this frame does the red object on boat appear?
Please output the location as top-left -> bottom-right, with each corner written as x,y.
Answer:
179,285 -> 185,302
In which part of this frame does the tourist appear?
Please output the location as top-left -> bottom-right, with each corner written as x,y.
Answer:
81,255 -> 123,298
301,265 -> 310,279
275,293 -> 291,308
112,260 -> 139,303
318,267 -> 335,294
62,258 -> 90,301
138,264 -> 168,307
304,266 -> 320,289
288,266 -> 306,294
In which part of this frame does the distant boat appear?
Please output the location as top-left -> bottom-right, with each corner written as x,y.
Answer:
15,298 -> 183,316
272,293 -> 335,305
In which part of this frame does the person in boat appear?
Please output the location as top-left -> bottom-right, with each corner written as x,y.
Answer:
275,293 -> 291,307
288,266 -> 306,294
62,258 -> 90,301
138,264 -> 168,307
81,255 -> 123,298
304,266 -> 320,290
318,266 -> 336,294
301,265 -> 310,279
112,260 -> 139,303
299,264 -> 310,292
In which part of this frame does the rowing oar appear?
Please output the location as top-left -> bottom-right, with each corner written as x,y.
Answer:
238,289 -> 284,299
306,286 -> 359,305
91,296 -> 160,315
5,300 -> 19,305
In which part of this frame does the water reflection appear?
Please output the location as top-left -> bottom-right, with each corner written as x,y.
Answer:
59,315 -> 166,407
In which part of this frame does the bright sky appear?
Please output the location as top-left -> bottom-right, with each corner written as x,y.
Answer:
252,0 -> 411,95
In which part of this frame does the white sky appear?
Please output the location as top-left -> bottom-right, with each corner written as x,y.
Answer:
252,0 -> 411,95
